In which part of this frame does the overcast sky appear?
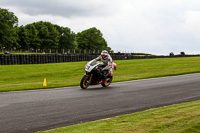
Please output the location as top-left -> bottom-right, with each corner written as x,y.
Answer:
1,0 -> 200,55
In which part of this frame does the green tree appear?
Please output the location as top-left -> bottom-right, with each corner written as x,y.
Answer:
17,26 -> 28,49
25,24 -> 39,49
17,25 -> 39,49
33,21 -> 59,49
54,25 -> 76,49
76,27 -> 110,51
0,8 -> 18,49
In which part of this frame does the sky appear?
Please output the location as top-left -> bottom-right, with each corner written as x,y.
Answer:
1,0 -> 200,55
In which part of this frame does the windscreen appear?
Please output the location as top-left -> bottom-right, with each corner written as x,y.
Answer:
90,61 -> 98,66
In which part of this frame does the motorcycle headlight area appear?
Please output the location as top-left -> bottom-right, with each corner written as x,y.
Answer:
85,65 -> 90,70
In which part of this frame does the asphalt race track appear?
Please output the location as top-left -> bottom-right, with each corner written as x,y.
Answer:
0,73 -> 200,133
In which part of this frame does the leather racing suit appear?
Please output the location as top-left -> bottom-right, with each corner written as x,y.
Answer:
93,53 -> 113,77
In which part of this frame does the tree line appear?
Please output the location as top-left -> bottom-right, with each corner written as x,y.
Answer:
0,8 -> 111,51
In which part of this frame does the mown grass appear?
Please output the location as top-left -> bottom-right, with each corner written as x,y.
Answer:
37,100 -> 200,133
1,57 -> 200,132
1,57 -> 200,92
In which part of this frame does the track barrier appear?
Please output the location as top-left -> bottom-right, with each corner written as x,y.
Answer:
0,53 -> 199,65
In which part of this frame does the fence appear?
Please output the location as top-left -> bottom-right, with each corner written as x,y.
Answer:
0,53 -> 200,65
1,48 -> 111,55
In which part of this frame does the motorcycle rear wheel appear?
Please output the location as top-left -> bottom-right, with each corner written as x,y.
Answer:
101,77 -> 112,87
80,75 -> 89,89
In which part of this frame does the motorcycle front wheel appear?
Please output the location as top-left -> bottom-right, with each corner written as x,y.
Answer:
80,75 -> 89,89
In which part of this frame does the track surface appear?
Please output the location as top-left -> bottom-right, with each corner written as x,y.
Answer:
0,73 -> 200,133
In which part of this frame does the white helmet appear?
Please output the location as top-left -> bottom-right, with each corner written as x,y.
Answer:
101,50 -> 109,60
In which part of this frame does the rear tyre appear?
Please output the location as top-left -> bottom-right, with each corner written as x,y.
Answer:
101,77 -> 112,87
80,75 -> 89,89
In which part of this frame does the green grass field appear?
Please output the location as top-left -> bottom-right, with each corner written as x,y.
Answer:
1,57 -> 200,92
1,57 -> 200,132
37,100 -> 200,133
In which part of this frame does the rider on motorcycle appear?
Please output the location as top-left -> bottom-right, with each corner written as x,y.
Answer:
93,50 -> 113,80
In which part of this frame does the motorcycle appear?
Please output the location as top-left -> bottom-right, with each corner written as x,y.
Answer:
80,60 -> 117,89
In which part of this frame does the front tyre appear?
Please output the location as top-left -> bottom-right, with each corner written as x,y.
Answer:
80,75 -> 89,89
101,77 -> 112,87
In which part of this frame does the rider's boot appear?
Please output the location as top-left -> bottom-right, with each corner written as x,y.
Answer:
101,72 -> 110,82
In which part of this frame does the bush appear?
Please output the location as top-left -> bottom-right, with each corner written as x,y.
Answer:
180,52 -> 185,56
169,52 -> 174,57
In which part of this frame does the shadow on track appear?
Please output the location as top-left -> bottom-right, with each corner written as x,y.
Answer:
81,86 -> 115,91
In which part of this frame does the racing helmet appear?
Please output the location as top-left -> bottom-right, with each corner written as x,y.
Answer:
101,50 -> 109,60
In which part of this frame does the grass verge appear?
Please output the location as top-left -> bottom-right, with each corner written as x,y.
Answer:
37,100 -> 200,133
1,57 -> 200,92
